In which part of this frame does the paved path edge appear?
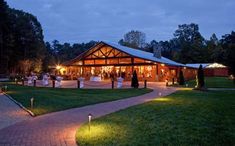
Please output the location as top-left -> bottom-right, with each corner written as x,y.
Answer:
3,92 -> 35,117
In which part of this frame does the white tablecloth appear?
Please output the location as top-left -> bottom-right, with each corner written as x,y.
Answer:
90,76 -> 102,81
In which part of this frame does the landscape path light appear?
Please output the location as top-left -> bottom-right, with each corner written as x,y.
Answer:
88,113 -> 92,131
15,78 -> 18,84
30,97 -> 34,109
4,85 -> 7,92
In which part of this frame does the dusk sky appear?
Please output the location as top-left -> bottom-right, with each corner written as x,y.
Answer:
6,0 -> 235,43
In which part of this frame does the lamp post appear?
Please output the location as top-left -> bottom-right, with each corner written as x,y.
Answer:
15,78 -> 18,84
30,97 -> 34,109
4,85 -> 7,92
144,80 -> 147,88
22,77 -> 25,86
111,80 -> 114,89
88,113 -> 92,131
77,80 -> 80,89
165,79 -> 168,86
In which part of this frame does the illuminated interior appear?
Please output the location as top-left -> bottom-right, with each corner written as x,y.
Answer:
62,43 -> 184,81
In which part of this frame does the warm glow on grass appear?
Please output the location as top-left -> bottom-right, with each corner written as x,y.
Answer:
80,124 -> 107,138
178,88 -> 193,91
6,91 -> 17,94
76,122 -> 127,145
76,90 -> 235,145
154,97 -> 172,102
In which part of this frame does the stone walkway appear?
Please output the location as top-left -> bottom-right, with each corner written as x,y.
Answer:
0,93 -> 31,130
0,85 -> 177,146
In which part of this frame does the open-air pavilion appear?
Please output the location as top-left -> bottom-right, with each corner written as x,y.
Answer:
60,41 -> 197,82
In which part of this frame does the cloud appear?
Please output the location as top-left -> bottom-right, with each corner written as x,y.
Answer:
43,3 -> 52,9
6,0 -> 235,43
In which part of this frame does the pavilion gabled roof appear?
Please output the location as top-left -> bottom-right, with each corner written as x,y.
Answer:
64,41 -> 185,67
102,41 -> 185,67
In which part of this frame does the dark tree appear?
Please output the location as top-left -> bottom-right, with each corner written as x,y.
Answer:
119,30 -> 146,49
221,31 -> 235,74
178,70 -> 185,85
0,0 -> 46,74
48,40 -> 97,64
197,65 -> 205,88
173,23 -> 206,63
131,70 -> 139,88
42,42 -> 57,72
0,0 -> 10,74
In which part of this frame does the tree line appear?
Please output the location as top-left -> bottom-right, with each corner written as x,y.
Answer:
0,0 -> 96,75
119,26 -> 235,74
1,0 -> 234,75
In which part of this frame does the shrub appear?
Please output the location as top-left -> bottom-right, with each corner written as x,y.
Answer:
178,70 -> 185,85
197,65 -> 205,88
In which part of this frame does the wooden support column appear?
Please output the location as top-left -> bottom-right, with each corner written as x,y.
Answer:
177,67 -> 180,78
156,64 -> 159,81
131,58 -> 134,73
82,60 -> 85,77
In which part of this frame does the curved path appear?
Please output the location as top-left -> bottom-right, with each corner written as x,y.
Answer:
0,84 -> 177,146
0,93 -> 31,130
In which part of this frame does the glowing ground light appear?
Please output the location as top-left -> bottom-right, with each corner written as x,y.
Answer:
155,98 -> 171,102
4,85 -> 7,92
30,97 -> 34,109
158,92 -> 162,96
88,113 -> 92,131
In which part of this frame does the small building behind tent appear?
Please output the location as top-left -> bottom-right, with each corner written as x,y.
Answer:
186,63 -> 229,77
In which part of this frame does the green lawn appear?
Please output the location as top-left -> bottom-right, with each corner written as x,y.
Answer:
4,84 -> 152,115
170,77 -> 235,88
76,90 -> 235,145
187,77 -> 235,88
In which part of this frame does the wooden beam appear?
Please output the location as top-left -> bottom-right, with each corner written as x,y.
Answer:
114,51 -> 121,57
99,49 -> 106,57
106,48 -> 114,57
82,56 -> 133,60
131,57 -> 134,73
82,44 -> 105,59
66,63 -> 155,67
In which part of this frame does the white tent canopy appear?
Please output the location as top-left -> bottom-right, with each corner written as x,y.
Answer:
186,63 -> 227,69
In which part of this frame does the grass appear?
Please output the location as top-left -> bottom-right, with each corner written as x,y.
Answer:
3,84 -> 152,115
76,90 -> 235,145
187,77 -> 235,88
171,77 -> 235,88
